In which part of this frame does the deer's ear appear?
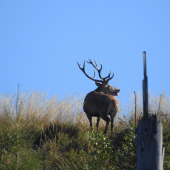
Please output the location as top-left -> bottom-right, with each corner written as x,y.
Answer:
95,81 -> 102,87
95,81 -> 108,87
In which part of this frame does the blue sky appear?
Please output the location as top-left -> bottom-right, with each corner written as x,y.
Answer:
0,1 -> 170,105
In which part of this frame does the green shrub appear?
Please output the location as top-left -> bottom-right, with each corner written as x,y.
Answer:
0,113 -> 42,169
0,91 -> 169,169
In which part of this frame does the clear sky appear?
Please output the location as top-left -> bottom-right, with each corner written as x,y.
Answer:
0,1 -> 170,105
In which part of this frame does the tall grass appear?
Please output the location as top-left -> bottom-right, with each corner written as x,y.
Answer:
0,91 -> 169,169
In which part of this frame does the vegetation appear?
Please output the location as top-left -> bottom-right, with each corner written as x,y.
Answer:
0,91 -> 169,169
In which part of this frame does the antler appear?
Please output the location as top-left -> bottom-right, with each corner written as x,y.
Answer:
87,59 -> 114,82
77,61 -> 103,82
86,59 -> 103,79
77,59 -> 114,83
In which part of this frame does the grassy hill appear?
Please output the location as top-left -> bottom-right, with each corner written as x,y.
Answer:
0,91 -> 169,169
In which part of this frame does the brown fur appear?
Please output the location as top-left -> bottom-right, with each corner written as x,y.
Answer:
77,59 -> 120,134
83,91 -> 119,134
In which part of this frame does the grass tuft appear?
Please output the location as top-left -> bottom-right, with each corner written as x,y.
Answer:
0,91 -> 169,169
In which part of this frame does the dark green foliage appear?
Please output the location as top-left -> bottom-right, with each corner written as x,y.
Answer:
0,91 -> 170,169
34,123 -> 79,148
1,114 -> 170,169
36,119 -> 137,170
0,113 -> 43,169
162,114 -> 170,169
111,128 -> 136,170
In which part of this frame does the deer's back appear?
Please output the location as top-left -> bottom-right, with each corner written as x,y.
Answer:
83,91 -> 118,116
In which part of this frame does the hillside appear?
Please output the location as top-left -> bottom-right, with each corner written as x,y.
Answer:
0,91 -> 169,170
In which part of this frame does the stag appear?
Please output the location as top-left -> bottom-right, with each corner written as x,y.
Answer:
77,59 -> 120,134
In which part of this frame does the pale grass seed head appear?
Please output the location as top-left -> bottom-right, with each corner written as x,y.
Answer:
0,91 -> 86,130
118,90 -> 170,123
0,90 -> 169,132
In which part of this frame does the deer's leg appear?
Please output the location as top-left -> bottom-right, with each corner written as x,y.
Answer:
96,117 -> 100,131
89,117 -> 92,128
104,120 -> 110,134
111,108 -> 117,133
87,114 -> 92,128
99,114 -> 110,134
111,116 -> 114,133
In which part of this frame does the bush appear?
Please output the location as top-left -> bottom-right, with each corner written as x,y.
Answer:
0,91 -> 169,169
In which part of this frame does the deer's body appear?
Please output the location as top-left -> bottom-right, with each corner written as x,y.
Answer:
77,59 -> 120,134
84,91 -> 118,118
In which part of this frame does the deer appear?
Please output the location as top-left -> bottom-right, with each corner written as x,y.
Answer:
77,59 -> 120,134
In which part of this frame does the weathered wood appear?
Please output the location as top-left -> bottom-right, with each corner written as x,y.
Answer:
137,115 -> 165,170
137,51 -> 165,170
143,52 -> 148,119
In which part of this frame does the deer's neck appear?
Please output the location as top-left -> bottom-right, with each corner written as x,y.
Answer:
94,87 -> 105,93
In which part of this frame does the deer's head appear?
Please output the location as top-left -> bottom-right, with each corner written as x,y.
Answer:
77,59 -> 120,96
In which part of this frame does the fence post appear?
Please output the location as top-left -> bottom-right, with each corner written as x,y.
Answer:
142,52 -> 148,119
136,52 -> 165,170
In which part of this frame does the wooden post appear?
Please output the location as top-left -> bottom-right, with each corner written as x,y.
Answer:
142,52 -> 148,119
137,52 -> 165,170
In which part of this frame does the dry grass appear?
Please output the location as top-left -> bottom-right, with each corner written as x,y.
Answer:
0,90 -> 170,169
0,90 -> 169,132
0,91 -> 88,130
118,90 -> 170,119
